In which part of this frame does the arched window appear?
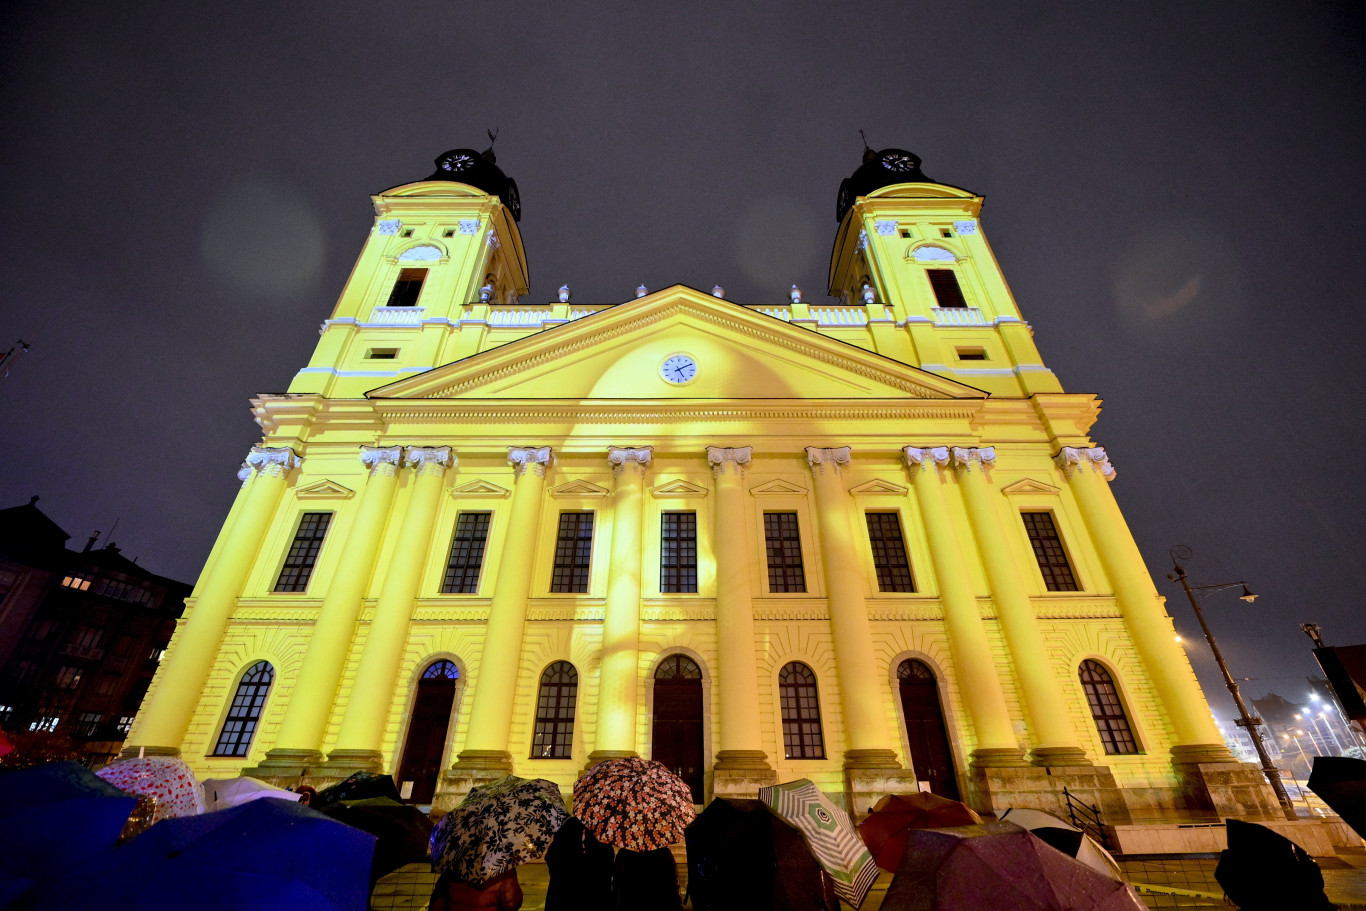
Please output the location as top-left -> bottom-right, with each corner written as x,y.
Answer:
655,654 -> 702,680
530,661 -> 578,759
422,659 -> 459,680
1079,660 -> 1138,754
212,661 -> 274,757
778,662 -> 825,759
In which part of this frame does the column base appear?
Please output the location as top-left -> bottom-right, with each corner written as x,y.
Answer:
714,749 -> 772,770
969,746 -> 1030,768
842,748 -> 902,770
450,749 -> 515,773
844,767 -> 922,821
712,751 -> 777,799
435,752 -> 519,814
967,760 -> 1131,822
243,748 -> 324,781
1029,745 -> 1093,767
118,744 -> 180,759
1170,745 -> 1284,817
584,750 -> 638,772
322,748 -> 386,778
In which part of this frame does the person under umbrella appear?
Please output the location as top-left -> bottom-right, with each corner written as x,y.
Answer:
614,846 -> 682,911
759,779 -> 879,909
1215,818 -> 1335,911
430,775 -> 568,898
96,754 -> 205,822
310,769 -> 402,812
572,757 -> 696,853
319,795 -> 434,884
858,792 -> 982,873
544,816 -> 613,911
1308,755 -> 1366,840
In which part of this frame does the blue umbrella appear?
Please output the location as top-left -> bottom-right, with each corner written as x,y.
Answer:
17,795 -> 376,911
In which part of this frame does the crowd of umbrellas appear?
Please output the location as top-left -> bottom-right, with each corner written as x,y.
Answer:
0,753 -> 1362,910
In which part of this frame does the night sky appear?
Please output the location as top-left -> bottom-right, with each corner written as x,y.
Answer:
3,2 -> 1363,720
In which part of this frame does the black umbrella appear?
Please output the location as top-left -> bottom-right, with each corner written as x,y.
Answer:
544,816 -> 613,911
318,796 -> 433,882
1214,818 -> 1335,911
1308,755 -> 1366,839
310,770 -> 401,813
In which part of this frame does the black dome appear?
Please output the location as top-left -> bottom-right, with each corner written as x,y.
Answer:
422,148 -> 522,222
835,148 -> 934,222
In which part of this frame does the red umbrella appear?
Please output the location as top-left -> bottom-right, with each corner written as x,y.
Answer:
859,792 -> 982,872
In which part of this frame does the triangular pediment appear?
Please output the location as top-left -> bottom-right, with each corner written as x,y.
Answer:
294,480 -> 354,500
368,285 -> 986,402
1000,478 -> 1061,496
750,479 -> 808,497
848,478 -> 909,497
651,479 -> 709,499
449,479 -> 510,499
549,479 -> 611,499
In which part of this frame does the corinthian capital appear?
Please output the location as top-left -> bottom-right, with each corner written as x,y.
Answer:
241,446 -> 301,480
903,446 -> 949,471
360,445 -> 403,477
952,446 -> 997,474
607,446 -> 653,477
1053,446 -> 1116,480
406,446 -> 455,476
706,446 -> 752,478
805,446 -> 852,475
508,446 -> 553,478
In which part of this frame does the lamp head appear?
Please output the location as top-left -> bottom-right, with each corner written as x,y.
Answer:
1239,584 -> 1258,602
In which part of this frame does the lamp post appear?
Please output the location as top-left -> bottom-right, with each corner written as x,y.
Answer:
1168,546 -> 1295,814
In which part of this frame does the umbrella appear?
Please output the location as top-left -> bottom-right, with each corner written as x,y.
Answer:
96,755 -> 204,822
14,797 -> 376,911
311,769 -> 402,812
685,797 -> 835,911
320,796 -> 433,882
997,806 -> 1122,880
202,776 -> 302,812
1308,755 -> 1366,839
573,757 -> 696,852
432,775 -> 568,884
1215,818 -> 1335,911
759,778 -> 879,909
859,793 -> 983,872
882,822 -> 1144,911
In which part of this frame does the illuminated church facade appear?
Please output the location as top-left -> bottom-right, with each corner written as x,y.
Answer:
127,147 -> 1278,816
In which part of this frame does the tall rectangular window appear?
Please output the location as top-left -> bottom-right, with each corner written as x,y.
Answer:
273,512 -> 332,592
764,512 -> 806,593
866,512 -> 916,592
926,269 -> 968,308
550,512 -> 594,594
660,511 -> 698,594
442,512 -> 492,594
1021,511 -> 1080,591
385,268 -> 427,307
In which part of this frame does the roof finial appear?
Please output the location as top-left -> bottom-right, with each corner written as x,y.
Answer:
858,129 -> 875,164
482,128 -> 499,164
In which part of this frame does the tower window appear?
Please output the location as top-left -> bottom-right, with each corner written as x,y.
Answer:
365,348 -> 399,360
530,661 -> 578,759
1079,660 -> 1139,754
441,512 -> 492,594
899,229 -> 913,239
212,661 -> 275,757
442,229 -> 455,238
401,228 -> 414,238
274,512 -> 332,592
940,228 -> 954,238
550,512 -> 594,594
764,512 -> 806,593
926,269 -> 968,308
385,269 -> 427,307
1021,511 -> 1079,592
778,662 -> 825,759
865,512 -> 916,592
956,347 -> 987,361
660,511 -> 698,594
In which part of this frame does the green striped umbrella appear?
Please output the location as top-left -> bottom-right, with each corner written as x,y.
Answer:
759,779 -> 878,909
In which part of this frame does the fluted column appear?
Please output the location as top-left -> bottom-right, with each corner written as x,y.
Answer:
708,447 -> 771,772
455,446 -> 553,771
252,445 -> 403,774
952,447 -> 1090,766
806,446 -> 901,768
590,447 -> 651,761
1054,446 -> 1229,761
329,446 -> 454,770
126,446 -> 299,756
903,446 -> 1023,765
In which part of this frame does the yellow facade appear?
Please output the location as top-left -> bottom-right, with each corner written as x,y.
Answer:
128,148 -> 1280,816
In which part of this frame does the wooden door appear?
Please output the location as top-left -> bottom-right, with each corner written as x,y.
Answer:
898,659 -> 959,800
652,655 -> 704,802
396,660 -> 458,804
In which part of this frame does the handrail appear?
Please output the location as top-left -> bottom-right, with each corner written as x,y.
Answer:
1062,786 -> 1111,849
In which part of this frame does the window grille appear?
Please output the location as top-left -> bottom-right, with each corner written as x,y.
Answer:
926,269 -> 968,308
1021,512 -> 1080,591
274,512 -> 331,592
764,513 -> 806,593
660,512 -> 698,594
866,512 -> 916,592
550,512 -> 594,593
530,661 -> 578,759
1079,660 -> 1138,754
778,662 -> 825,759
212,661 -> 274,757
442,512 -> 492,594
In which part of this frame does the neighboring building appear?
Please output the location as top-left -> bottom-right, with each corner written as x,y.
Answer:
127,146 -> 1278,816
0,497 -> 190,765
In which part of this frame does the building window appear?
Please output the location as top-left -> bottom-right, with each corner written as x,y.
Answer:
274,512 -> 332,592
71,625 -> 104,649
54,666 -> 83,690
31,619 -> 60,641
660,512 -> 698,594
212,661 -> 275,757
778,662 -> 825,759
1021,511 -> 1080,591
530,661 -> 578,759
441,512 -> 492,594
116,715 -> 134,735
550,512 -> 594,594
1079,660 -> 1139,755
30,714 -> 60,732
866,512 -> 916,593
763,512 -> 806,593
386,268 -> 427,307
0,705 -> 13,724
96,674 -> 119,696
10,660 -> 36,684
74,712 -> 103,737
61,574 -> 92,590
423,659 -> 459,680
926,269 -> 968,308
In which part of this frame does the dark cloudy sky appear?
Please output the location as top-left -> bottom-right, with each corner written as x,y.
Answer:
2,2 -> 1363,719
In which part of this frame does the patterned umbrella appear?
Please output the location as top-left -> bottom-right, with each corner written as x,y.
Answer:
859,792 -> 983,872
572,757 -> 696,852
759,778 -> 879,909
431,775 -> 568,884
97,756 -> 205,822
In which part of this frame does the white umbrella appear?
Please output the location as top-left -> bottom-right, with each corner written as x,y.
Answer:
202,776 -> 302,812
998,806 -> 1123,881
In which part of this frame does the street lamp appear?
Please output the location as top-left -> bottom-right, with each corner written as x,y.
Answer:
1168,546 -> 1295,814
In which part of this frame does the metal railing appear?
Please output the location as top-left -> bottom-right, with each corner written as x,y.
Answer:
1062,787 -> 1111,849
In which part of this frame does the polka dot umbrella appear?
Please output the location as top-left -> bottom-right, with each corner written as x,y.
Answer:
97,755 -> 205,822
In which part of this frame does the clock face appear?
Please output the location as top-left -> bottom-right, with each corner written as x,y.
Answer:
440,152 -> 476,172
660,354 -> 698,385
881,152 -> 917,172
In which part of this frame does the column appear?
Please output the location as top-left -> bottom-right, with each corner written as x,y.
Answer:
952,447 -> 1090,766
707,447 -> 771,774
590,446 -> 651,761
329,446 -> 454,770
806,447 -> 901,768
455,446 -> 553,771
252,445 -> 403,775
126,446 -> 299,756
1054,446 -> 1229,760
903,446 -> 1023,765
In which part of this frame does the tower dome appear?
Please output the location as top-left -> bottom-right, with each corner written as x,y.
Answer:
420,147 -> 522,222
835,148 -> 934,222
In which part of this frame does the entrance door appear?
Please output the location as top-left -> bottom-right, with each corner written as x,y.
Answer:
897,659 -> 959,800
652,654 -> 704,802
396,659 -> 458,804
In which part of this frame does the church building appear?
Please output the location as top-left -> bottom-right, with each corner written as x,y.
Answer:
126,146 -> 1278,817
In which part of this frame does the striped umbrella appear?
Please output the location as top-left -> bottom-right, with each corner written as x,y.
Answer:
759,779 -> 879,909
572,757 -> 696,851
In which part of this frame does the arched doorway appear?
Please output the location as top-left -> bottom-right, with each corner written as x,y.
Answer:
396,659 -> 459,804
652,654 -> 704,802
897,658 -> 959,799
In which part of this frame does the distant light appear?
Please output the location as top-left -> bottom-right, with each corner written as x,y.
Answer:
1174,635 -> 1183,643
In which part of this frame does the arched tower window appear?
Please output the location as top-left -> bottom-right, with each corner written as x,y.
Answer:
212,661 -> 274,757
531,661 -> 578,759
422,659 -> 459,679
778,662 -> 825,759
1079,660 -> 1138,754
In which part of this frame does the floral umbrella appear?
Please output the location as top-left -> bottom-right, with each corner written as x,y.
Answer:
572,757 -> 696,852
97,756 -> 205,822
431,775 -> 568,884
760,778 -> 879,909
